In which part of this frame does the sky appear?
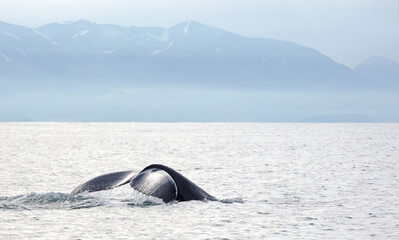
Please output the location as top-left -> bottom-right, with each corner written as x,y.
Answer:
0,0 -> 398,68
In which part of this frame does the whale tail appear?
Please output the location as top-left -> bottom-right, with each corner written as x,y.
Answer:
70,164 -> 216,203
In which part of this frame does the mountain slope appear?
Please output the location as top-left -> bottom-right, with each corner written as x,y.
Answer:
354,56 -> 399,88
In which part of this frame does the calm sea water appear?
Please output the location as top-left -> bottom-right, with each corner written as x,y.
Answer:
0,123 -> 398,239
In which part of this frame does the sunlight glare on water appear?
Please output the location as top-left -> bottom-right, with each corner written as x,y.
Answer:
0,123 -> 398,239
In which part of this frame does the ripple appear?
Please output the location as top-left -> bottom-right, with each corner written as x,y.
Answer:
220,196 -> 244,204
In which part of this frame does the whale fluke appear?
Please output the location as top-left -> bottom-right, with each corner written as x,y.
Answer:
70,170 -> 136,195
130,168 -> 177,203
141,164 -> 217,201
70,164 -> 216,203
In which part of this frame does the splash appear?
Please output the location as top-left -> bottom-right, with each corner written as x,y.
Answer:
123,189 -> 166,207
0,192 -> 106,210
0,189 -> 168,211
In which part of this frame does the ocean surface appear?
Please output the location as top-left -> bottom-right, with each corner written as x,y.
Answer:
0,123 -> 398,239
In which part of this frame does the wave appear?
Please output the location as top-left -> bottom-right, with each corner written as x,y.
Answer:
0,190 -> 166,210
0,191 -> 242,210
0,192 -> 108,210
219,196 -> 245,204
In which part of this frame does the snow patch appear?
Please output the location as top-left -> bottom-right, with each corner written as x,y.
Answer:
0,52 -> 10,62
184,21 -> 191,35
160,28 -> 169,41
92,49 -> 116,54
72,30 -> 90,39
149,28 -> 169,42
104,49 -> 115,54
14,47 -> 27,58
34,30 -> 51,40
151,41 -> 174,55
4,31 -> 21,40
51,42 -> 59,45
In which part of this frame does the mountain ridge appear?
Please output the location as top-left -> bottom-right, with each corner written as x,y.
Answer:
0,19 -> 368,90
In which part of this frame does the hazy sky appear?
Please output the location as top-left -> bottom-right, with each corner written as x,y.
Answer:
0,0 -> 398,67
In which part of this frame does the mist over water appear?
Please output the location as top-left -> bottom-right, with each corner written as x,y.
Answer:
1,123 -> 398,239
1,81 -> 398,122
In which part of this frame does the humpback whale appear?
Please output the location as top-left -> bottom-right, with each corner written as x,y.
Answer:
71,164 -> 217,203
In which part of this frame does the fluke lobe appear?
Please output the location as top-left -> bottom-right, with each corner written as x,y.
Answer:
71,164 -> 217,203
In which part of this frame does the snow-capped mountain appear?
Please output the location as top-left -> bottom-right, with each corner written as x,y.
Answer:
3,20 -> 398,122
1,19 -> 365,89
